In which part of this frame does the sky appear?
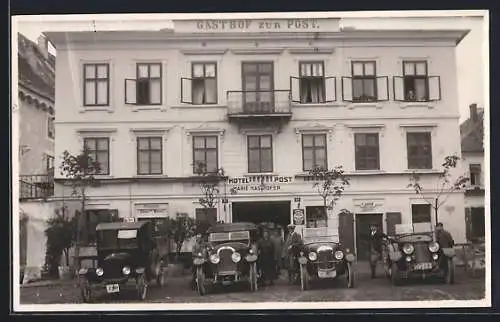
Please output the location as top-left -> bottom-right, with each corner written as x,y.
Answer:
14,11 -> 488,122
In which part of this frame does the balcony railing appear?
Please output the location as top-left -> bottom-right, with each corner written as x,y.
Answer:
226,90 -> 292,116
19,174 -> 54,200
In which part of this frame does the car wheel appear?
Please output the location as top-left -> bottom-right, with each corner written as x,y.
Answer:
80,279 -> 93,303
196,266 -> 207,296
445,259 -> 455,284
299,264 -> 309,291
249,263 -> 258,292
156,267 -> 165,287
390,263 -> 402,286
346,262 -> 355,288
136,274 -> 148,301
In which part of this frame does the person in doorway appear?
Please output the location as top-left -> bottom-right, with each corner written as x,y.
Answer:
257,230 -> 276,286
368,224 -> 387,279
435,222 -> 455,248
270,230 -> 283,277
282,224 -> 303,283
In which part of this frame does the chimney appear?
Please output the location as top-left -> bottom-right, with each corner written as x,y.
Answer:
469,103 -> 478,122
37,34 -> 49,59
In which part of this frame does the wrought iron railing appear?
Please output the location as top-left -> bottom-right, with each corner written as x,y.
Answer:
19,174 -> 54,200
226,90 -> 292,115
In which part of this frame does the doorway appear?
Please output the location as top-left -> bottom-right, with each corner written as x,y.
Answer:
232,201 -> 290,227
355,213 -> 383,261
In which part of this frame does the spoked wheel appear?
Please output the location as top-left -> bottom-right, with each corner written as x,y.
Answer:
136,274 -> 148,301
299,264 -> 309,291
156,266 -> 166,287
345,262 -> 355,288
80,279 -> 93,303
196,266 -> 207,295
445,259 -> 455,284
249,263 -> 258,292
390,263 -> 402,286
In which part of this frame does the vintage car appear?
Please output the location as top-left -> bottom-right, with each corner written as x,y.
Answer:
193,222 -> 260,295
384,224 -> 455,285
297,228 -> 356,290
78,221 -> 166,302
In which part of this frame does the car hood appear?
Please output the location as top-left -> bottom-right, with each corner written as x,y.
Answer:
395,233 -> 433,244
303,242 -> 340,252
212,242 -> 249,252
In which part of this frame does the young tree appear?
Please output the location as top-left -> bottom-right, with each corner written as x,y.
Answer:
407,154 -> 469,226
308,165 -> 351,220
59,147 -> 101,272
194,161 -> 226,229
166,213 -> 197,261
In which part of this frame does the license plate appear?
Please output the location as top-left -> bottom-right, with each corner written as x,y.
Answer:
413,262 -> 432,270
106,284 -> 119,293
318,270 -> 336,279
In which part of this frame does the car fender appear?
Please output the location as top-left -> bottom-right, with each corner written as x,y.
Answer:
298,256 -> 308,265
345,253 -> 356,262
389,251 -> 402,262
78,268 -> 89,275
193,258 -> 206,266
442,248 -> 456,258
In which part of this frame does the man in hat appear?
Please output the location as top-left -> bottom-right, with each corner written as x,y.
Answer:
435,222 -> 455,248
282,224 -> 303,283
368,224 -> 387,279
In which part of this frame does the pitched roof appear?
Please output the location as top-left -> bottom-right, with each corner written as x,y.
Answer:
460,109 -> 484,153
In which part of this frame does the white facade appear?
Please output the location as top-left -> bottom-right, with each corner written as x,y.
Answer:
46,17 -> 470,256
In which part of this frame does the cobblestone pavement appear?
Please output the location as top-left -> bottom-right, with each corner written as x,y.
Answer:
19,266 -> 485,305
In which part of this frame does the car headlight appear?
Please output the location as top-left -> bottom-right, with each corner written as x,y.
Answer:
308,252 -> 317,261
402,244 -> 414,255
428,242 -> 440,253
334,250 -> 344,260
432,253 -> 439,260
96,267 -> 104,276
248,248 -> 254,255
122,266 -> 131,275
209,254 -> 220,264
231,252 -> 241,263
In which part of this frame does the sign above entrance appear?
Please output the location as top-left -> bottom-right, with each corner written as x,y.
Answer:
227,175 -> 293,193
135,203 -> 169,218
173,18 -> 341,33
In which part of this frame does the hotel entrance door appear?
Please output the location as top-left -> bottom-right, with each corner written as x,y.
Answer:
355,213 -> 384,261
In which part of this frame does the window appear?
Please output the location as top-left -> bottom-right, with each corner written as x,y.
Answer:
299,62 -> 325,103
403,61 -> 428,101
411,204 -> 431,224
137,137 -> 163,175
45,155 -> 54,174
302,134 -> 327,171
247,135 -> 273,173
471,207 -> 485,239
469,164 -> 482,186
84,138 -> 110,175
192,62 -> 217,104
407,132 -> 432,169
47,116 -> 55,139
193,136 -> 218,173
80,209 -> 119,245
354,133 -> 380,170
351,61 -> 377,102
83,63 -> 109,106
136,63 -> 162,105
306,206 -> 327,228
242,62 -> 274,113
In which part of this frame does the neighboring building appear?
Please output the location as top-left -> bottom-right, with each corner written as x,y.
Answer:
461,103 -> 485,243
45,17 -> 470,259
17,33 -> 56,281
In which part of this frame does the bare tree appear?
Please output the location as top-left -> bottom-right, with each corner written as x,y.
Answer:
59,147 -> 100,272
194,161 -> 226,228
407,154 -> 469,226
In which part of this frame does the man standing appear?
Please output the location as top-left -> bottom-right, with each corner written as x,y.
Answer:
282,224 -> 303,283
257,230 -> 276,286
435,222 -> 455,248
270,230 -> 283,277
368,224 -> 387,279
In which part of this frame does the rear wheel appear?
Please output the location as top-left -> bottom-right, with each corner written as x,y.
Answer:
136,274 -> 148,301
346,262 -> 355,288
299,264 -> 309,291
80,278 -> 93,303
196,266 -> 207,296
390,263 -> 402,286
249,263 -> 258,292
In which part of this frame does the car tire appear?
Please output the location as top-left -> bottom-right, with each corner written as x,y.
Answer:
299,264 -> 309,291
80,279 -> 93,303
196,266 -> 207,296
136,274 -> 148,301
346,262 -> 355,288
390,263 -> 402,286
445,259 -> 455,285
249,262 -> 258,292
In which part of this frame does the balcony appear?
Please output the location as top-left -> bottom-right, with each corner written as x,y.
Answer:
226,90 -> 292,128
19,174 -> 54,200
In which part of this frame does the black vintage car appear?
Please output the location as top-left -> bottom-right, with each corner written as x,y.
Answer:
193,222 -> 260,295
384,231 -> 455,285
297,230 -> 356,290
78,221 -> 166,302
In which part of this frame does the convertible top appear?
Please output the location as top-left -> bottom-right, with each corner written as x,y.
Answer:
96,221 -> 148,231
207,222 -> 258,233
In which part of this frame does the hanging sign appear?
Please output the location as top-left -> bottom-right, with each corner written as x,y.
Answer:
293,209 -> 305,225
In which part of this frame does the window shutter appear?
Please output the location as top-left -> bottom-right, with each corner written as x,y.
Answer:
124,79 -> 137,104
376,76 -> 389,101
324,76 -> 336,102
393,76 -> 405,101
289,76 -> 301,103
465,207 -> 472,242
341,77 -> 353,102
428,76 -> 441,101
181,77 -> 193,104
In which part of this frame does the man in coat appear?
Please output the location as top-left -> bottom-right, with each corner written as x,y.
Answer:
282,224 -> 303,283
368,224 -> 387,279
435,222 -> 455,248
257,230 -> 276,286
270,230 -> 283,277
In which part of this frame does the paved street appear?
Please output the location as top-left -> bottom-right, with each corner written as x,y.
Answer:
20,264 -> 485,304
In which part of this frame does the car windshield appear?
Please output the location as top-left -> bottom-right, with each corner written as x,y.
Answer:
209,231 -> 250,245
98,229 -> 138,249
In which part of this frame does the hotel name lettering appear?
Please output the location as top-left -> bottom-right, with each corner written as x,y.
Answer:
195,19 -> 321,32
227,175 -> 293,192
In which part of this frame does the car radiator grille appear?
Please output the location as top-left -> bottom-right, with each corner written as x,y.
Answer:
413,243 -> 431,263
218,249 -> 237,273
318,250 -> 335,269
102,262 -> 123,278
